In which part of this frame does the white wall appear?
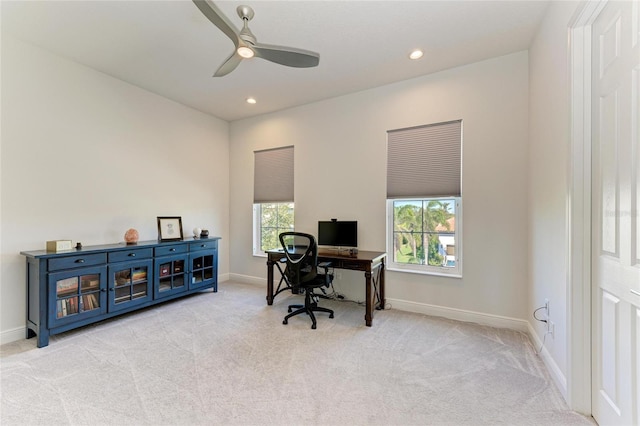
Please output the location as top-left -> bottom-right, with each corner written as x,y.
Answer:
528,0 -> 580,398
0,37 -> 230,343
229,52 -> 530,324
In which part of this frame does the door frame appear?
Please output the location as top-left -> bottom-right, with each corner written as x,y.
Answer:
567,0 -> 607,415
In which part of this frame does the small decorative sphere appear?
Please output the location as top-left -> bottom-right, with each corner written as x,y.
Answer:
124,228 -> 139,244
193,227 -> 202,238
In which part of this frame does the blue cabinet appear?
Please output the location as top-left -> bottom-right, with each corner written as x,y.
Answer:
22,238 -> 220,347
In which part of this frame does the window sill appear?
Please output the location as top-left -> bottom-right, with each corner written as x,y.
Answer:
387,266 -> 462,279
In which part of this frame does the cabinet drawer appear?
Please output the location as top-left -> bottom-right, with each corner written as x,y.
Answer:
108,248 -> 153,263
155,244 -> 187,257
48,253 -> 107,271
189,240 -> 217,252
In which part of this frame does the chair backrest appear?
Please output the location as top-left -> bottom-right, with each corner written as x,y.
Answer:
279,232 -> 318,286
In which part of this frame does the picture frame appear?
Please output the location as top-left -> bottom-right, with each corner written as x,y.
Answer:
157,216 -> 184,242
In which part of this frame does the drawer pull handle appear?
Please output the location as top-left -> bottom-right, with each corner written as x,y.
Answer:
128,253 -> 136,257
109,288 -> 114,292
201,244 -> 206,248
75,259 -> 85,264
631,289 -> 640,297
170,248 -> 176,252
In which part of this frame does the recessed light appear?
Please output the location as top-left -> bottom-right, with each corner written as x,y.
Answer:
246,97 -> 257,104
409,49 -> 424,60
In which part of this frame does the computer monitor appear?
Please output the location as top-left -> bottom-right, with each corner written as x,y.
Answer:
317,220 -> 358,248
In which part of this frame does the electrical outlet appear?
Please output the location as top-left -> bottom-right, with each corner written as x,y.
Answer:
336,271 -> 342,280
544,298 -> 550,320
548,321 -> 555,338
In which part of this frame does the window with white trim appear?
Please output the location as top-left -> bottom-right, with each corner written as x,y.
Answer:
253,202 -> 294,255
253,146 -> 294,256
386,120 -> 462,276
387,197 -> 461,276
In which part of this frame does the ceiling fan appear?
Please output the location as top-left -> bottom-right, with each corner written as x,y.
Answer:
192,0 -> 320,77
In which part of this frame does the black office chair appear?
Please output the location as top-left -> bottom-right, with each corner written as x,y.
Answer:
279,232 -> 334,329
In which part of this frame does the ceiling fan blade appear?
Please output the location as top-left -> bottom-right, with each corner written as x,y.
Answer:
192,0 -> 240,47
214,51 -> 243,77
253,43 -> 320,68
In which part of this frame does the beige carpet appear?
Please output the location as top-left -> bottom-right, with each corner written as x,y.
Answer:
1,281 -> 593,425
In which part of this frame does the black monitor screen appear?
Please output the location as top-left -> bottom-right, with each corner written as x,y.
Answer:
317,221 -> 358,248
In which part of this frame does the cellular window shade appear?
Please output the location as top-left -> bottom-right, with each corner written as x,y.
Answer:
254,146 -> 294,203
387,120 -> 461,198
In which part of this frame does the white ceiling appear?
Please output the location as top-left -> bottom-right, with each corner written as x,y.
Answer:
1,0 -> 550,122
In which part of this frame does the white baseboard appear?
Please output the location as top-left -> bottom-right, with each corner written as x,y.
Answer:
227,273 -> 266,287
527,322 -> 568,400
218,272 -> 231,283
387,297 -> 530,332
1,326 -> 26,346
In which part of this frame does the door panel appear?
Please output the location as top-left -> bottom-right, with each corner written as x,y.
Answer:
592,1 -> 640,425
600,290 -> 620,412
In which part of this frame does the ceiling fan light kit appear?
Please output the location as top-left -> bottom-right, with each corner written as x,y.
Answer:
237,46 -> 254,59
192,0 -> 320,77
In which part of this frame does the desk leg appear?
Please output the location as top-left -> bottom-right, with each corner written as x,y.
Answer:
364,270 -> 373,327
266,258 -> 275,305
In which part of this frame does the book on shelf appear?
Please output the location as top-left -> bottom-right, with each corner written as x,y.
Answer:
68,297 -> 78,314
90,293 -> 98,309
132,271 -> 147,281
159,265 -> 170,277
57,277 -> 78,295
82,294 -> 92,311
81,279 -> 99,289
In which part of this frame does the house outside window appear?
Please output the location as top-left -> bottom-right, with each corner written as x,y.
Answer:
387,197 -> 461,276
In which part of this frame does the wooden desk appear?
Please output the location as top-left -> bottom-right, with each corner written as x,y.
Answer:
266,249 -> 386,326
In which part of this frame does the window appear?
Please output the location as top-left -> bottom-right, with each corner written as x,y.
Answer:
253,146 -> 294,256
386,120 -> 462,276
387,197 -> 461,276
253,202 -> 294,255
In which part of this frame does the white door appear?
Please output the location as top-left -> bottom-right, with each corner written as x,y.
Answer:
592,1 -> 640,425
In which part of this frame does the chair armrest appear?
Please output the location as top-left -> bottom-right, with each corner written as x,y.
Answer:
318,261 -> 332,272
317,262 -> 333,286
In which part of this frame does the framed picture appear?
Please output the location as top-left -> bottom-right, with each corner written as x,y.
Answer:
157,216 -> 184,242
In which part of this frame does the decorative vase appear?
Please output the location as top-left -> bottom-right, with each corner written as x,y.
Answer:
124,228 -> 139,244
200,229 -> 209,238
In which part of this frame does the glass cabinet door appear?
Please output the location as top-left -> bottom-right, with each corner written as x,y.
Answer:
190,253 -> 215,290
49,266 -> 106,326
154,255 -> 188,299
109,260 -> 152,312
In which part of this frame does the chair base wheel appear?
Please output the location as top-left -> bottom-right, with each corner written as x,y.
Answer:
282,291 -> 334,329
